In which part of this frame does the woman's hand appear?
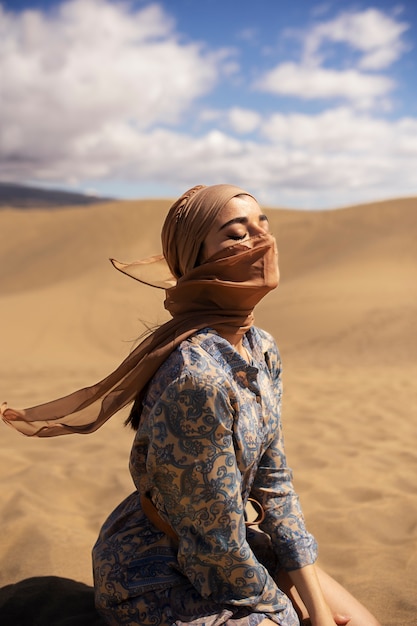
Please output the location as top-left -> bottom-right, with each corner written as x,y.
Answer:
302,613 -> 351,626
333,615 -> 351,625
288,565 -> 352,626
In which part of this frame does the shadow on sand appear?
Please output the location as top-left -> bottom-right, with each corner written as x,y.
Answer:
0,576 -> 107,625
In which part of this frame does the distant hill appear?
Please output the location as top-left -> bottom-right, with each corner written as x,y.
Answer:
0,182 -> 114,209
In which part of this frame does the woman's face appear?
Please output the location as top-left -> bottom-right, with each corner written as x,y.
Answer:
199,194 -> 270,264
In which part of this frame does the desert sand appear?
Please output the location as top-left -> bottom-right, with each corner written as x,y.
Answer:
0,196 -> 416,625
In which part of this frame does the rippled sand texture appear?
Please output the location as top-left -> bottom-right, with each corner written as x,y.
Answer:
1,197 -> 416,625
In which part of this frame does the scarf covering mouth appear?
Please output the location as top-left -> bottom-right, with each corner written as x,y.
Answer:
1,185 -> 279,437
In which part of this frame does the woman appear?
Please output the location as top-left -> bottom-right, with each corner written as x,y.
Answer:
2,185 -> 380,625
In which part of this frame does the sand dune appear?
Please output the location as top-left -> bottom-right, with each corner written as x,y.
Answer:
0,196 -> 416,625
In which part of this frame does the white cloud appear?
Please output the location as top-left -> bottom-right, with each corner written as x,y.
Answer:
260,107 -> 393,152
2,99 -> 417,208
197,107 -> 261,135
134,107 -> 417,207
256,106 -> 417,204
227,108 -> 262,134
0,0 -> 225,176
303,8 -> 409,70
255,62 -> 394,109
0,1 -> 416,209
31,105 -> 415,208
255,8 -> 408,110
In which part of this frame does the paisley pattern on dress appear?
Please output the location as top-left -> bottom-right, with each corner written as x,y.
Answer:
93,327 -> 317,625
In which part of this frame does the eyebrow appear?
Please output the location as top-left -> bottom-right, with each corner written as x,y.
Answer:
218,214 -> 268,232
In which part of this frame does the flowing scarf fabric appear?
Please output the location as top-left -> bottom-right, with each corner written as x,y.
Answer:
1,185 -> 279,437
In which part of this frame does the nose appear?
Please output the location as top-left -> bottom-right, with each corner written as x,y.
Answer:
249,221 -> 268,237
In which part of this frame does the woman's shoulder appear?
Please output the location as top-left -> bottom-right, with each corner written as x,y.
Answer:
149,329 -> 230,393
251,325 -> 276,346
141,334 -> 232,417
250,326 -> 282,375
250,326 -> 279,355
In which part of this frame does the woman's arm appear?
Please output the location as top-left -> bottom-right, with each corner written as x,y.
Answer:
280,565 -> 381,626
251,423 -> 318,571
251,335 -> 318,569
254,336 -> 379,625
288,565 -> 343,625
144,373 -> 296,622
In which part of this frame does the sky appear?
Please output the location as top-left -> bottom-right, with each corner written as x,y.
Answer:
1,0 -> 416,208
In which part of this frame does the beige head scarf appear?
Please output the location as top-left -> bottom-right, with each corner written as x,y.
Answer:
1,184 -> 279,437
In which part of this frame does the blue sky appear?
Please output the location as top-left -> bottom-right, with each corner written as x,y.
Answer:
1,0 -> 416,208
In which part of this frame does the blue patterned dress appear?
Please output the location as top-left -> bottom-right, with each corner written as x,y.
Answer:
93,327 -> 317,625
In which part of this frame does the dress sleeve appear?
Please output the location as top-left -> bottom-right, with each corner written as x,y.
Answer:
145,373 -> 292,617
251,343 -> 318,571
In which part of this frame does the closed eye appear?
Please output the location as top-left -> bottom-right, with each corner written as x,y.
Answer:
219,214 -> 269,232
229,233 -> 246,241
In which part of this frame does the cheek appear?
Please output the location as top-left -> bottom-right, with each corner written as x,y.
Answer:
196,238 -> 220,266
197,236 -> 218,265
